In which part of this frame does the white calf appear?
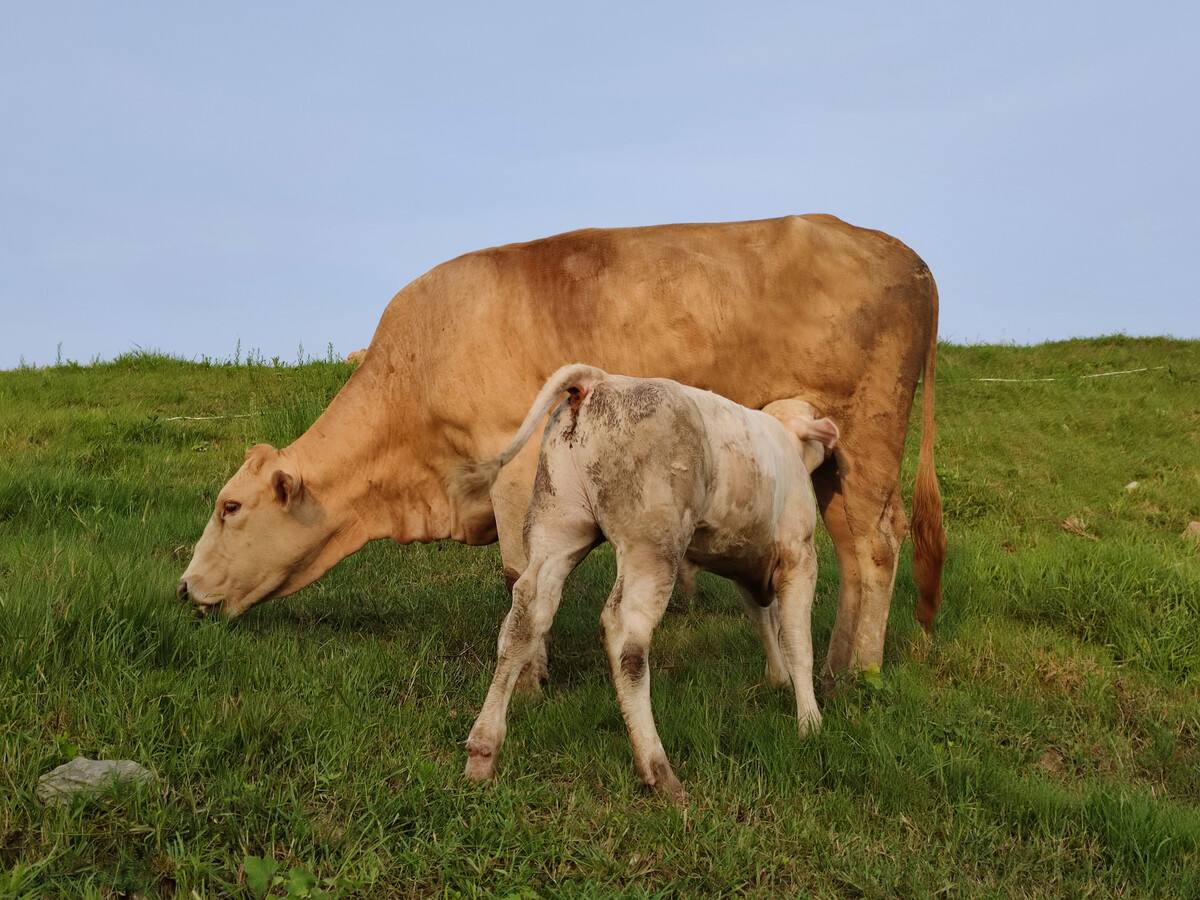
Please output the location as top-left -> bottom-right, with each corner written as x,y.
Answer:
453,364 -> 838,799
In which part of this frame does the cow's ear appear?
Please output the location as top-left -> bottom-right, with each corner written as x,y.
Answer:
244,443 -> 277,474
271,469 -> 302,508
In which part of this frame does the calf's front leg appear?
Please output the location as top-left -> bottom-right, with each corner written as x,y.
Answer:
738,586 -> 789,689
775,541 -> 822,734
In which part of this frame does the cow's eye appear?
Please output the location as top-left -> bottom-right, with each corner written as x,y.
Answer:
222,500 -> 241,517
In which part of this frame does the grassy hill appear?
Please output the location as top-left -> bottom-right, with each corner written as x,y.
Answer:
1,337 -> 1198,897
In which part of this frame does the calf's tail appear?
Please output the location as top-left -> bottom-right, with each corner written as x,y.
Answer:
911,275 -> 948,632
451,363 -> 607,503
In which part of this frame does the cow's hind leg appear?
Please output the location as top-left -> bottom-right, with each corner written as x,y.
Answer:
464,516 -> 597,782
600,547 -> 684,801
815,451 -> 907,676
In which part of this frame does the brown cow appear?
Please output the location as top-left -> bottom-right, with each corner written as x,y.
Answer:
178,214 -> 946,678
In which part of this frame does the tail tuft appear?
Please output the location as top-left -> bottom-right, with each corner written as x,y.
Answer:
450,457 -> 505,506
910,271 -> 947,632
911,462 -> 946,631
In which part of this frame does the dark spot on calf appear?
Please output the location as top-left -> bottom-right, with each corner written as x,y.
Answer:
621,382 -> 664,423
586,457 -> 644,516
503,568 -> 519,594
523,458 -> 558,551
606,574 -> 625,609
585,382 -> 623,432
585,380 -> 664,434
506,601 -> 533,645
532,458 -> 556,498
562,405 -> 579,443
620,644 -> 646,682
521,511 -> 533,552
654,534 -> 687,571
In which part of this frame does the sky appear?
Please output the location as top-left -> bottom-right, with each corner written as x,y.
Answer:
1,2 -> 1197,369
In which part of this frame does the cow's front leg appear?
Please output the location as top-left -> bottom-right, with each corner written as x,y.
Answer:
600,550 -> 684,801
775,542 -> 822,734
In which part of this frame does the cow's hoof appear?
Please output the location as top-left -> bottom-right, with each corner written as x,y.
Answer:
464,739 -> 498,782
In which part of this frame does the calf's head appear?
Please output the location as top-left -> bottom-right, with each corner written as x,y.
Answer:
178,443 -> 335,618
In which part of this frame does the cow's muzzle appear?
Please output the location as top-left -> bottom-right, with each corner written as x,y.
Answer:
177,578 -> 222,617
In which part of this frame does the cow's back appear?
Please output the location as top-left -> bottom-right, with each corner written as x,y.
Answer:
369,215 -> 933,462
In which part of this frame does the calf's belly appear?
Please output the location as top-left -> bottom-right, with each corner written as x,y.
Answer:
685,521 -> 779,597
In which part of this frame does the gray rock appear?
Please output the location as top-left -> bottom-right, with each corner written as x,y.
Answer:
1184,521 -> 1200,548
37,756 -> 156,806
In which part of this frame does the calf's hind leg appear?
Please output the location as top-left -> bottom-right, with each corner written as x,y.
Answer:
464,517 -> 597,782
489,447 -> 548,694
601,548 -> 685,801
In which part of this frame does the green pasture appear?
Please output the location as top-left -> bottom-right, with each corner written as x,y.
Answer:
1,337 -> 1197,896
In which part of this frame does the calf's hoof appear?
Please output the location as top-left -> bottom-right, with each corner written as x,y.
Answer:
797,709 -> 823,737
765,666 -> 790,690
818,669 -> 854,700
464,739 -> 499,782
642,758 -> 687,805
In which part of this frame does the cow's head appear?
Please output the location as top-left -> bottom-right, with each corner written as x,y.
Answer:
177,443 -> 336,618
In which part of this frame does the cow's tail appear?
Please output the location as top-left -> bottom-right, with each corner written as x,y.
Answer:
451,363 -> 607,504
911,274 -> 947,632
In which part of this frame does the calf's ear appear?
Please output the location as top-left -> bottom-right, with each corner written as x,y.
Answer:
271,469 -> 303,508
811,417 -> 840,450
789,415 -> 839,450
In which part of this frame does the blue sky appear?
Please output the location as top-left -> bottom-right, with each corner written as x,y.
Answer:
2,2 -> 1197,368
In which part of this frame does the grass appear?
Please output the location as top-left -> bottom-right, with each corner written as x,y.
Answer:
1,336 -> 1198,897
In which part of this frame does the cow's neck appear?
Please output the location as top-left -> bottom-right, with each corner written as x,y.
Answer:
286,364 -> 455,547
